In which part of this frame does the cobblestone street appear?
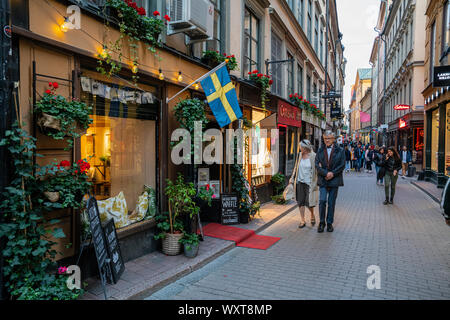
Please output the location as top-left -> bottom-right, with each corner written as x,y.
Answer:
147,172 -> 450,300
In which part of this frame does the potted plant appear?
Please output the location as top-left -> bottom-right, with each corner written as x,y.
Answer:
34,82 -> 92,149
271,172 -> 286,196
201,50 -> 238,71
179,233 -> 200,258
42,159 -> 92,210
247,70 -> 273,109
155,173 -> 199,255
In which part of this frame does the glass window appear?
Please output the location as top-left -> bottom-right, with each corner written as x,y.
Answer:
443,1 -> 450,56
271,32 -> 283,96
314,15 -> 319,53
320,24 -> 323,63
306,75 -> 311,100
251,110 -> 271,185
430,22 -> 436,84
307,0 -> 312,42
431,108 -> 439,172
206,0 -> 222,52
80,76 -> 157,211
243,7 -> 260,77
297,63 -> 303,94
446,103 -> 450,175
297,0 -> 304,28
287,52 -> 294,96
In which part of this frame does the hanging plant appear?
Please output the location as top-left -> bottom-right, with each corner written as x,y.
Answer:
248,70 -> 273,110
42,159 -> 92,210
289,92 -> 325,120
34,83 -> 92,149
201,50 -> 239,71
97,0 -> 168,81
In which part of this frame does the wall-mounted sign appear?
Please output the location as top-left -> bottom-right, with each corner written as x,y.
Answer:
394,104 -> 410,111
399,118 -> 407,129
277,100 -> 302,128
433,65 -> 450,87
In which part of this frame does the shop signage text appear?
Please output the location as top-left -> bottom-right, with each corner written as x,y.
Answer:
277,101 -> 302,128
399,118 -> 407,129
393,104 -> 410,111
433,65 -> 450,87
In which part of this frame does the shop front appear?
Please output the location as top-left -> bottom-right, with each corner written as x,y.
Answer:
388,112 -> 424,171
276,98 -> 302,178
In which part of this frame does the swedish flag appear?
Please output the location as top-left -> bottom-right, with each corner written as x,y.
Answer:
200,65 -> 242,128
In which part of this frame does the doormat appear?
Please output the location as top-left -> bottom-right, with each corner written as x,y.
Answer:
201,223 -> 281,250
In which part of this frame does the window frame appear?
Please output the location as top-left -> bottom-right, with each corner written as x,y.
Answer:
243,6 -> 261,77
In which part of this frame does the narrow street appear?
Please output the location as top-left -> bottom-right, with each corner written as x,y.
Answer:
147,172 -> 450,300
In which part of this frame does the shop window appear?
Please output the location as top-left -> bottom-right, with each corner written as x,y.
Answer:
431,108 -> 439,172
79,74 -> 157,215
446,103 -> 450,176
251,109 -> 271,186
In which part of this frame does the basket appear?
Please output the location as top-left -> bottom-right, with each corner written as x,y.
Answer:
161,232 -> 183,256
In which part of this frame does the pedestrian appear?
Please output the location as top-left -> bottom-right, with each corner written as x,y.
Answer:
344,145 -> 351,173
365,145 -> 374,173
354,143 -> 362,172
381,147 -> 402,205
315,131 -> 346,233
400,145 -> 412,178
289,140 -> 318,229
373,146 -> 385,185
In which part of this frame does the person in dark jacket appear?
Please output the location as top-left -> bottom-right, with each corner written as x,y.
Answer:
373,146 -> 385,185
344,145 -> 351,173
354,143 -> 362,172
315,130 -> 346,233
381,147 -> 402,205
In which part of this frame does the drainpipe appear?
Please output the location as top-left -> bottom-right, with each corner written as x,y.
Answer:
0,0 -> 12,301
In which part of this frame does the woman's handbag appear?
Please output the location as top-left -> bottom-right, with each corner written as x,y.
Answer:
283,183 -> 295,201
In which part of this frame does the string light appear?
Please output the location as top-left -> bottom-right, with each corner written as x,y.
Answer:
194,83 -> 199,90
159,68 -> 164,80
100,45 -> 108,59
60,17 -> 70,33
132,64 -> 138,74
177,71 -> 183,82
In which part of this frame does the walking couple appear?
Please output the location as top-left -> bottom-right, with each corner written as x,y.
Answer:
288,131 -> 345,233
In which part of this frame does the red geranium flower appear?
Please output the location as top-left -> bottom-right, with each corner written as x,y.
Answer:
52,82 -> 59,89
289,94 -> 293,98
253,70 -> 259,74
48,82 -> 53,87
153,10 -> 160,16
248,72 -> 252,75
257,73 -> 263,78
269,80 -> 273,85
60,160 -> 71,167
164,14 -> 171,21
137,7 -> 146,15
45,89 -> 52,95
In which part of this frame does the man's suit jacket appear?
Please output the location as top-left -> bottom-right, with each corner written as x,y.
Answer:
315,144 -> 346,188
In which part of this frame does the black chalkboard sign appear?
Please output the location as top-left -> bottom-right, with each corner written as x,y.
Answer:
221,194 -> 240,225
102,218 -> 125,284
86,196 -> 111,299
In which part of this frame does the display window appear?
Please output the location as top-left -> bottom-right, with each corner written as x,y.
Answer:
79,71 -> 158,228
446,103 -> 450,176
251,109 -> 272,186
431,108 -> 439,172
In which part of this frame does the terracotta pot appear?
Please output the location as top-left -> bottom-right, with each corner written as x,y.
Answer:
161,232 -> 183,256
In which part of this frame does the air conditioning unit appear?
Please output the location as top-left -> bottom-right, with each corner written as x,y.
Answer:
167,0 -> 214,42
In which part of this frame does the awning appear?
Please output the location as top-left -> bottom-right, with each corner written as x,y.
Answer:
253,113 -> 277,130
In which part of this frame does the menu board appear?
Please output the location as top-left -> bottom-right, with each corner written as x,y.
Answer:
102,219 -> 125,284
87,197 -> 108,269
221,194 -> 239,225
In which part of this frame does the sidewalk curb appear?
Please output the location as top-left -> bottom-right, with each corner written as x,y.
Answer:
127,203 -> 298,300
410,181 -> 440,204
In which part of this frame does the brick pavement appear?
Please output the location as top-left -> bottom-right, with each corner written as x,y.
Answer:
81,201 -> 297,300
146,171 -> 450,300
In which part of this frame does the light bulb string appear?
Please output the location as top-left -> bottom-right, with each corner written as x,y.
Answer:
43,0 -> 205,85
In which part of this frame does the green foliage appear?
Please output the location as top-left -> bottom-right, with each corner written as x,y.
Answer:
271,172 -> 286,195
289,93 -> 326,120
197,184 -> 214,207
34,84 -> 92,149
179,232 -> 199,251
173,98 -> 209,134
248,71 -> 273,109
271,194 -> 287,205
0,123 -> 86,300
153,211 -> 184,240
201,50 -> 238,71
16,275 -> 83,300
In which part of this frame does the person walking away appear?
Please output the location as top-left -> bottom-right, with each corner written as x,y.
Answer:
373,147 -> 385,185
315,131 -> 346,233
344,145 -> 351,173
351,147 -> 356,171
365,145 -> 374,173
354,143 -> 362,172
289,140 -> 318,228
381,147 -> 402,205
400,146 -> 412,178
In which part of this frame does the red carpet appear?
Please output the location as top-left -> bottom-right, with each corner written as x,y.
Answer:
201,223 -> 281,250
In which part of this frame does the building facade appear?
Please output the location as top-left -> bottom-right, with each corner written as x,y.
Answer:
381,0 -> 426,171
349,68 -> 371,142
423,0 -> 450,187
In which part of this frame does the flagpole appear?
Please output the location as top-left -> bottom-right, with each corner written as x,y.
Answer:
166,61 -> 228,104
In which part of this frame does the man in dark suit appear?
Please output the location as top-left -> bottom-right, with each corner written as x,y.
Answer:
315,131 -> 346,233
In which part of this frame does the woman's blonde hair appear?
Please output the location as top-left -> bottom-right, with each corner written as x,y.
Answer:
300,139 -> 312,152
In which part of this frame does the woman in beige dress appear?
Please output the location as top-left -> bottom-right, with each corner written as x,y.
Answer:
289,140 -> 319,228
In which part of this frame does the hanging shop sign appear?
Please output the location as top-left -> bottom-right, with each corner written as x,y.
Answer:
102,218 -> 125,284
393,104 -> 410,111
399,118 -> 407,129
330,100 -> 341,118
221,194 -> 240,225
433,65 -> 450,87
277,100 -> 302,128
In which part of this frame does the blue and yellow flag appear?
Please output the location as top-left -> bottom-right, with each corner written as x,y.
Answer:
200,65 -> 242,128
